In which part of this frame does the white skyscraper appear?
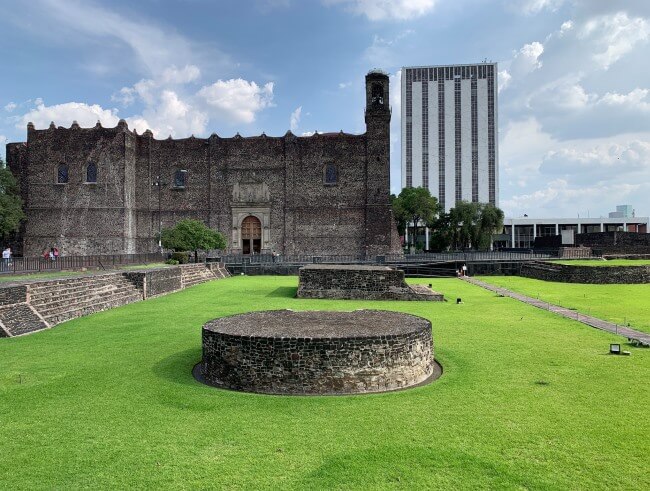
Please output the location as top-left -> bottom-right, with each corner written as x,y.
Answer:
401,63 -> 499,212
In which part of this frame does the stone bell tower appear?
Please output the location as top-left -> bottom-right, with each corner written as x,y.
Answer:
363,69 -> 399,255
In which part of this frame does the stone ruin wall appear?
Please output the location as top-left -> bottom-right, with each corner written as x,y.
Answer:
296,266 -> 444,301
202,323 -> 433,395
520,262 -> 650,284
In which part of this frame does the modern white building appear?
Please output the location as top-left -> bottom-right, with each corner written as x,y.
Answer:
401,63 -> 498,212
498,216 -> 649,249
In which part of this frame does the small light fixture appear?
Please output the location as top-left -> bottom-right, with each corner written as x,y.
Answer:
610,344 -> 621,355
456,298 -> 462,304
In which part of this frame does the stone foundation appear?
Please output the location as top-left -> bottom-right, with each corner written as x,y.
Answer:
198,310 -> 435,395
296,264 -> 443,301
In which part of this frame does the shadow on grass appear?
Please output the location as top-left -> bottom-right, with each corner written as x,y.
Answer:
266,286 -> 298,298
152,347 -> 202,386
297,446 -> 544,488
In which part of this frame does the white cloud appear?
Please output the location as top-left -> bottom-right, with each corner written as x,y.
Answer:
514,41 -> 544,74
324,0 -> 436,21
16,101 -> 120,130
133,90 -> 208,138
597,88 -> 650,110
580,12 -> 650,69
301,131 -> 317,136
338,82 -> 351,89
290,106 -> 302,132
4,102 -> 17,112
197,79 -> 274,125
161,65 -> 201,84
512,0 -> 566,16
498,70 -> 512,93
23,0 -> 230,78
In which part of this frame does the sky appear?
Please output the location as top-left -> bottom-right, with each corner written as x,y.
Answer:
1,0 -> 649,219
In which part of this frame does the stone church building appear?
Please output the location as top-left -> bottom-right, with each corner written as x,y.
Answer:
7,71 -> 400,257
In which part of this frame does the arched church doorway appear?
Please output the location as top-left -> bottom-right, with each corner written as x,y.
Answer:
241,215 -> 262,254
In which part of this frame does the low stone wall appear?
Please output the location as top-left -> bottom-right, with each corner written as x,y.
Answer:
199,310 -> 434,395
520,262 -> 650,284
296,264 -> 443,301
576,232 -> 650,254
0,263 -> 229,337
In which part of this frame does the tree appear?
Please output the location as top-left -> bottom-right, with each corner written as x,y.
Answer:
0,157 -> 25,240
161,219 -> 226,263
447,201 -> 504,250
392,187 -> 441,249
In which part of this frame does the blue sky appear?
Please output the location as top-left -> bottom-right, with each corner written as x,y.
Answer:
1,0 -> 649,218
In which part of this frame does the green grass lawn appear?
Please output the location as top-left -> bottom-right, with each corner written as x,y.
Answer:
1,276 -> 648,489
0,263 -> 170,283
551,259 -> 650,266
479,275 -> 650,334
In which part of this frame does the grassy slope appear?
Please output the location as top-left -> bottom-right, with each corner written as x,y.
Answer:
0,276 -> 648,490
551,259 -> 650,266
480,275 -> 650,334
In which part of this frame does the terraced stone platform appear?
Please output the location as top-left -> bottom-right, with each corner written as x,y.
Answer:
0,263 -> 231,337
296,264 -> 443,301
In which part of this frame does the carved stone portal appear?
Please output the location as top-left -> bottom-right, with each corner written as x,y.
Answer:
231,181 -> 271,254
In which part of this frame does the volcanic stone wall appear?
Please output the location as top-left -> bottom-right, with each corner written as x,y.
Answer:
576,232 -> 650,254
7,73 -> 400,257
201,311 -> 433,395
520,262 -> 650,284
297,265 -> 443,301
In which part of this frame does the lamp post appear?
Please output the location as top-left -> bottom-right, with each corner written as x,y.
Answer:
152,175 -> 168,251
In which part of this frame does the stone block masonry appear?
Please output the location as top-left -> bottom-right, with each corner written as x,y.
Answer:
198,310 -> 436,395
521,261 -> 650,284
296,264 -> 443,301
0,263 -> 230,337
7,72 -> 400,258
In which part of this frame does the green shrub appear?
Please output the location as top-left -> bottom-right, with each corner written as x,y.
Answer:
171,252 -> 190,264
164,259 -> 180,265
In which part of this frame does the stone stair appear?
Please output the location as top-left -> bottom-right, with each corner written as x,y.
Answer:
181,264 -> 218,288
208,262 -> 231,279
28,273 -> 143,326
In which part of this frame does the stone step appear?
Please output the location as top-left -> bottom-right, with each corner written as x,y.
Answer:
29,275 -> 130,293
42,291 -> 143,325
27,273 -> 129,290
29,281 -> 139,305
31,285 -> 141,312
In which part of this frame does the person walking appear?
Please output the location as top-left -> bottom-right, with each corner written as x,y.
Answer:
53,247 -> 59,260
49,248 -> 55,261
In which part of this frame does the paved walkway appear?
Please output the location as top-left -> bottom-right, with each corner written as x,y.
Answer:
461,276 -> 650,347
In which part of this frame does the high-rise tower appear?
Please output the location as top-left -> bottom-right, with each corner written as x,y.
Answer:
401,63 -> 498,212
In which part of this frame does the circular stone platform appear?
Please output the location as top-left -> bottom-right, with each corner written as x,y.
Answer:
196,310 -> 437,395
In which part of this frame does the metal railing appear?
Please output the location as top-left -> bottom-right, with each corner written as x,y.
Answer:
214,250 -> 559,266
0,253 -> 166,275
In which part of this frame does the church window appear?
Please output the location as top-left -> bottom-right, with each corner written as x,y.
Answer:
324,163 -> 338,185
174,169 -> 187,188
57,163 -> 69,184
86,162 -> 97,183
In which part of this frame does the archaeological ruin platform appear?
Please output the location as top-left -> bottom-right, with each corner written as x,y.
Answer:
296,264 -> 443,301
196,309 -> 438,395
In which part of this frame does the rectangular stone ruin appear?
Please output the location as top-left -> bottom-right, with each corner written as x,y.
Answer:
296,264 -> 443,301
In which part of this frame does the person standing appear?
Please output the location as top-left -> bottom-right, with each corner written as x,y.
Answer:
462,264 -> 468,277
2,247 -> 11,270
53,247 -> 59,260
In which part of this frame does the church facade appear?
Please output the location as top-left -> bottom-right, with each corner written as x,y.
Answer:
7,71 -> 400,257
